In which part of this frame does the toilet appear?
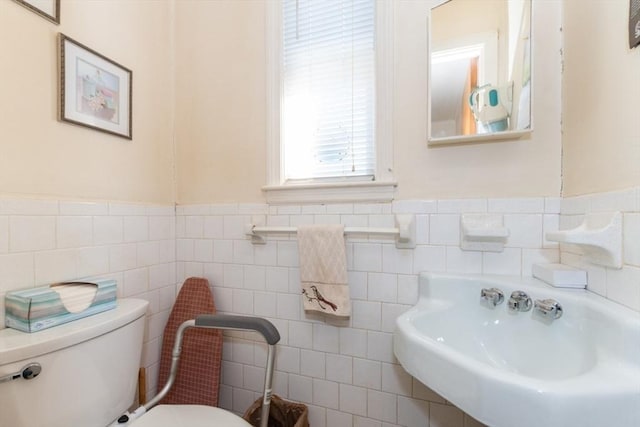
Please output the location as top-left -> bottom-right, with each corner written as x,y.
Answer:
0,298 -> 253,427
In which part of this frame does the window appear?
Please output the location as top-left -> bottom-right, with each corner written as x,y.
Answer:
265,0 -> 395,204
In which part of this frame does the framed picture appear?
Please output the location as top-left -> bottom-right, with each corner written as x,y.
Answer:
12,0 -> 59,24
59,34 -> 132,140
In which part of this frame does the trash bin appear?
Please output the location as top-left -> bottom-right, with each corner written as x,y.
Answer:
243,395 -> 309,427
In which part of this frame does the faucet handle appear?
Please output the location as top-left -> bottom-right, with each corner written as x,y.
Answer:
480,287 -> 504,306
508,291 -> 532,312
534,299 -> 563,319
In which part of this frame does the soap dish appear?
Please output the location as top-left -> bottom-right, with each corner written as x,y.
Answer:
532,263 -> 587,289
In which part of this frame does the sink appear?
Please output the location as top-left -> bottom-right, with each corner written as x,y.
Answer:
393,273 -> 640,427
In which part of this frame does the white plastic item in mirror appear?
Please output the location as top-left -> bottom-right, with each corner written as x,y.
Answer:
427,0 -> 533,145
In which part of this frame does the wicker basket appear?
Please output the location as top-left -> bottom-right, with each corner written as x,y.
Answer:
243,395 -> 309,427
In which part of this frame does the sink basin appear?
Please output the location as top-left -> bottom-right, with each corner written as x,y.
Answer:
394,273 -> 640,427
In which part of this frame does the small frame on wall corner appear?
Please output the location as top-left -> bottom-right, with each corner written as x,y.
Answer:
58,34 -> 132,140
12,0 -> 59,24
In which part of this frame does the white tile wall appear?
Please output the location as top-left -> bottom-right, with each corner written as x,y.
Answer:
0,197 -> 177,399
175,197 -> 568,427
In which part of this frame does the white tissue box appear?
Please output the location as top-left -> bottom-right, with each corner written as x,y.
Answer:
4,279 -> 117,333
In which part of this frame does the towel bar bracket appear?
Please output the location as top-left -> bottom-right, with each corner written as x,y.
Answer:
245,215 -> 416,249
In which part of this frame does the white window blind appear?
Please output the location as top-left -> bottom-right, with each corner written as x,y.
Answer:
282,0 -> 376,181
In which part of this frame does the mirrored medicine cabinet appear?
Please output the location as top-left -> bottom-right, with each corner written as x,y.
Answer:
428,0 -> 533,146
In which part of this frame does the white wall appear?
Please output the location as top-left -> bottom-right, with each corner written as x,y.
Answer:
174,0 -> 563,204
562,0 -> 640,196
0,0 -> 175,204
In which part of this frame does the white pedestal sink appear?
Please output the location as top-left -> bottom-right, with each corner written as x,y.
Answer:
394,273 -> 640,427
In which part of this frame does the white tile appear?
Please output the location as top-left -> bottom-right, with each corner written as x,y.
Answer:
34,250 -> 77,284
354,417 -> 382,427
327,410 -> 353,427
288,268 -> 302,293
55,216 -> 92,249
397,396 -> 430,427
301,204 -> 327,214
149,216 -> 175,240
353,358 -> 381,389
0,217 -> 7,254
397,274 -> 419,305
367,390 -> 397,423
175,216 -> 186,238
266,266 -> 289,292
348,271 -> 368,300
624,213 -> 640,267
381,362 -> 412,396
313,379 -> 340,409
94,216 -> 123,245
382,245 -> 413,274
482,248 -> 521,276
339,384 -> 368,416
244,265 -> 266,290
522,249 -> 559,277
176,239 -> 194,261
123,268 -> 149,297
290,214 -> 314,227
307,405 -> 327,427
504,214 -> 543,248
232,388 -> 256,414
233,240 -> 255,264
340,328 -> 368,358
300,348 -> 326,379
0,253 -> 34,292
354,203 -> 385,214
59,201 -> 109,216
325,353 -> 352,384
244,365 -> 266,392
253,291 -> 277,317
289,374 -> 313,404
353,243 -> 382,272
223,215 -> 247,239
147,205 -> 174,217
314,214 -> 341,225
369,214 -> 395,229
430,402 -> 464,427
214,240 -> 233,263
352,300 -> 381,330
327,204 -> 354,214
210,204 -> 238,215
446,247 -> 482,274
221,360 -> 243,388
277,205 -> 301,215
341,214 -> 368,227
289,321 -> 313,349
137,241 -> 160,267
313,323 -> 340,353
368,273 -> 397,303
232,338 -> 255,365
413,245 -> 446,274
232,289 -> 254,314
109,203 -> 147,216
392,200 -> 437,214
193,240 -> 213,263
254,242 -> 278,266
488,198 -> 544,213
203,216 -> 224,239
77,246 -> 109,278
184,216 -> 203,239
429,214 -> 460,245
212,286 -> 233,312
543,214 -> 560,248
415,214 -> 430,245
224,264 -> 244,289
276,346 -> 300,374
606,266 -> 640,311
158,285 -> 176,311
124,216 -> 149,242
1,198 -> 58,215
277,241 -> 299,267
367,331 -> 394,363
544,197 -> 562,214
437,199 -> 486,214
109,244 -> 137,272
10,216 -> 55,252
381,303 -> 409,333
560,196 -> 589,215
277,293 -> 301,320
239,203 -> 269,215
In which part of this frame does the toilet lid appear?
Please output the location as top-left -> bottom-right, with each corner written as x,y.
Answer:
130,405 -> 253,427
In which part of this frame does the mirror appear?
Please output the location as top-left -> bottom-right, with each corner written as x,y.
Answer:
428,0 -> 532,145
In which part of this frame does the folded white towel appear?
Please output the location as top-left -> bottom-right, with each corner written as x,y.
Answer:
297,224 -> 350,317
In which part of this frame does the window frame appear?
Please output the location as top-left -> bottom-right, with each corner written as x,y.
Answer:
264,0 -> 396,204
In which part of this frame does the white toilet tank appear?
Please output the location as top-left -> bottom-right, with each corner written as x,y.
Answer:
0,298 -> 148,427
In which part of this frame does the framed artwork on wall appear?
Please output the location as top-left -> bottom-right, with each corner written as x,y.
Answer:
12,0 -> 60,24
58,34 -> 133,140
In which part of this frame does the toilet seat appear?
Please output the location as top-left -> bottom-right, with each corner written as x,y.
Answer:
130,404 -> 252,427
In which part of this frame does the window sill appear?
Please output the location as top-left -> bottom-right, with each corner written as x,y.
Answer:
262,181 -> 398,205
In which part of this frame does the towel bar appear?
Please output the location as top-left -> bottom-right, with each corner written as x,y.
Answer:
245,214 -> 416,249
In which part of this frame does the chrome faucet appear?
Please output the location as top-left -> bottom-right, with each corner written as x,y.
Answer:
534,299 -> 563,319
480,287 -> 504,306
508,291 -> 532,312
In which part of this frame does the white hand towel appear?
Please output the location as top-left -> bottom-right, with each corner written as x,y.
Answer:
297,224 -> 350,317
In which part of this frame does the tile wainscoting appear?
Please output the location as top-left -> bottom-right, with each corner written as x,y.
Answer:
175,197 -> 562,427
0,198 -> 178,398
